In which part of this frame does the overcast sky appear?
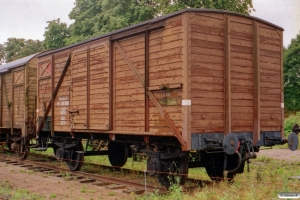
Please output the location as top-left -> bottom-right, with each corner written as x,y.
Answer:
0,0 -> 299,47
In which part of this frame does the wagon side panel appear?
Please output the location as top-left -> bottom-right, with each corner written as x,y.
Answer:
229,16 -> 254,133
37,55 -> 53,131
54,51 -> 71,132
258,23 -> 283,134
148,15 -> 184,136
70,47 -> 88,130
26,58 -> 38,135
2,73 -> 13,128
13,68 -> 25,133
113,35 -> 146,132
190,13 -> 225,134
88,40 -> 110,130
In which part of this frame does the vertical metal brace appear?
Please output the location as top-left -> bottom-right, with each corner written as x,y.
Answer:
51,55 -> 55,136
224,15 -> 231,135
253,21 -> 260,143
11,70 -> 15,135
145,31 -> 149,133
87,47 -> 90,129
109,41 -> 113,131
23,64 -> 28,137
280,30 -> 284,138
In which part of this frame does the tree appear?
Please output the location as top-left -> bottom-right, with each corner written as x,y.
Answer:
43,18 -> 70,50
44,0 -> 254,47
1,38 -> 44,63
155,0 -> 254,15
0,44 -> 5,64
66,0 -> 156,45
284,33 -> 300,111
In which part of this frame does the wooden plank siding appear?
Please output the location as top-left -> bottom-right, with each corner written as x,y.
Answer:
37,56 -> 52,122
26,58 -> 38,135
2,73 -> 13,128
113,35 -> 146,132
88,42 -> 110,130
35,10 -> 283,149
229,18 -> 254,132
258,24 -> 282,131
54,51 -> 71,132
190,13 -> 225,133
0,57 -> 37,137
37,41 -> 111,132
189,12 -> 283,142
13,69 -> 25,133
148,15 -> 183,135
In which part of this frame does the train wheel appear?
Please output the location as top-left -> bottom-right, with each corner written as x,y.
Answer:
17,144 -> 29,160
6,134 -> 12,150
205,165 -> 231,181
205,153 -> 240,181
108,142 -> 128,167
53,146 -> 58,156
66,141 -> 84,171
158,157 -> 188,188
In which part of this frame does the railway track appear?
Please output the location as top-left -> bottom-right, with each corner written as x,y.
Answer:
0,151 -> 164,196
0,148 -> 212,194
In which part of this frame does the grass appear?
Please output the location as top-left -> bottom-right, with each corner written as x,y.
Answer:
136,156 -> 300,200
0,180 -> 46,200
27,114 -> 300,200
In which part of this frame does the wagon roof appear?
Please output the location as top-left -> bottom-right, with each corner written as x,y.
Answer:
38,8 -> 284,57
0,53 -> 40,73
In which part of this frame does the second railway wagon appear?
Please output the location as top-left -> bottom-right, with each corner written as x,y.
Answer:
0,54 -> 38,159
34,9 -> 287,187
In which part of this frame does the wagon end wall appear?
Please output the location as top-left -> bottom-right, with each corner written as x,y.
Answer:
189,12 -> 283,149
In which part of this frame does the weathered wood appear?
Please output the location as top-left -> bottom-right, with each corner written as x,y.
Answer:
191,14 -> 224,29
31,10 -> 284,151
36,54 -> 71,137
230,21 -> 252,35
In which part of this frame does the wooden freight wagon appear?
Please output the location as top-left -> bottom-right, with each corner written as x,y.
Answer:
35,9 -> 286,186
0,54 -> 38,158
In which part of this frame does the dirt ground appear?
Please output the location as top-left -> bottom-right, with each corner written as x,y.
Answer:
257,148 -> 300,162
0,148 -> 299,199
0,160 -> 137,200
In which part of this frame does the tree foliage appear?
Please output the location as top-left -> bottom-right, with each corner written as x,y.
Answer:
66,0 -> 156,45
43,18 -> 70,49
42,0 -> 254,48
284,33 -> 300,111
0,44 -> 5,65
65,0 -> 253,45
0,38 -> 44,63
156,0 -> 254,15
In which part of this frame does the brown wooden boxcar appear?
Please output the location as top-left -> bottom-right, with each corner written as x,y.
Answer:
35,9 -> 286,186
0,54 -> 38,158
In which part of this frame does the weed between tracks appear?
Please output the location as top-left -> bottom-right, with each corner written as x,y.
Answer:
0,180 -> 45,200
137,155 -> 300,200
4,145 -> 299,199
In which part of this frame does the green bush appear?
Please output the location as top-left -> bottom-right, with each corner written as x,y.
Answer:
284,112 -> 300,137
